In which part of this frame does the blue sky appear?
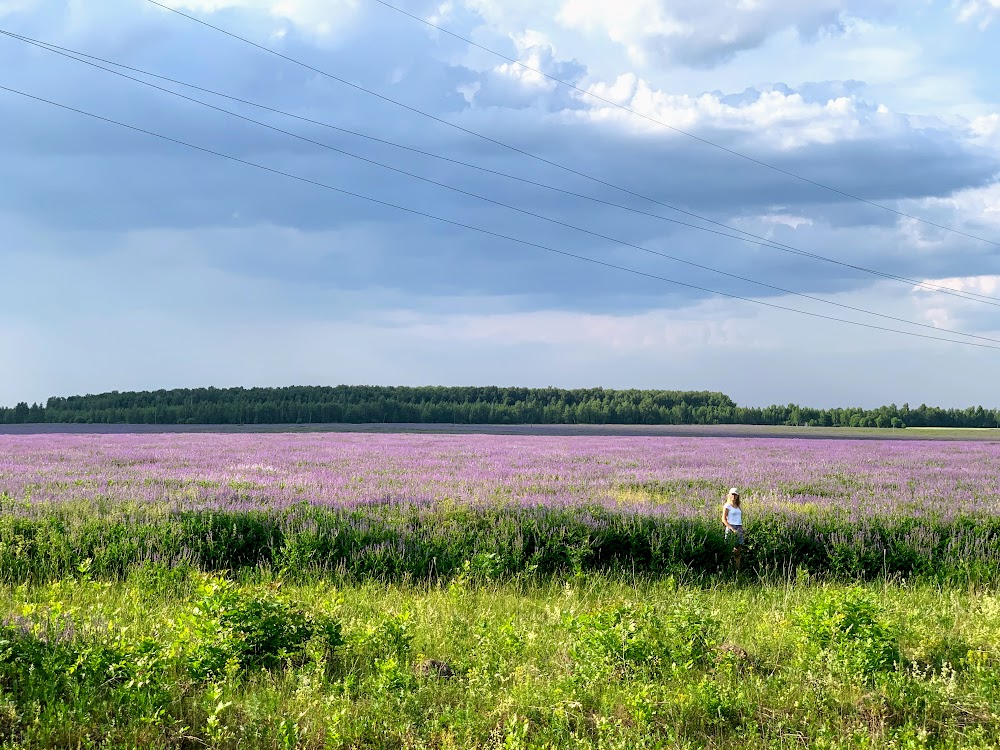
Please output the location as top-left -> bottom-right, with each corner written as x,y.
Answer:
1,0 -> 999,408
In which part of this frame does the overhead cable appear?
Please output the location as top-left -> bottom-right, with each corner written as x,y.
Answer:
138,4 -> 1000,304
6,29 -> 1000,345
2,82 -> 998,352
369,0 -> 1000,249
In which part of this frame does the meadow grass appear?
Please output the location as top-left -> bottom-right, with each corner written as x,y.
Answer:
3,504 -> 1000,586
3,567 -> 1000,749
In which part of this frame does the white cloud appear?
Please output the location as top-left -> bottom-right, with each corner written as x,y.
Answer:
955,0 -> 1000,28
555,0 -> 891,67
971,113 -> 1000,143
490,44 -> 560,93
0,0 -> 37,17
903,181 -> 1000,235
575,76 -> 906,149
760,214 -> 814,230
468,29 -> 589,109
4,0 -> 1000,409
159,0 -> 359,35
912,274 -> 1000,297
909,274 -> 1000,338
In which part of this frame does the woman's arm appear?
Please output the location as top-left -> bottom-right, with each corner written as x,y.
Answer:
722,505 -> 731,529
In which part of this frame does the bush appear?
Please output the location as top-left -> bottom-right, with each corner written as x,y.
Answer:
794,587 -> 900,676
0,613 -> 173,732
565,594 -> 719,681
184,574 -> 343,678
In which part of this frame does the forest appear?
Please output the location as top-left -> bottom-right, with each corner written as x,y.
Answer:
1,385 -> 997,428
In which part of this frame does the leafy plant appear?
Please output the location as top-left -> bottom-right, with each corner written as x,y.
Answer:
794,587 -> 900,676
565,595 -> 719,681
184,574 -> 343,677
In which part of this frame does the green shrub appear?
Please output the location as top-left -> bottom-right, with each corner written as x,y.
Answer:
688,676 -> 750,729
5,504 -> 1000,584
0,613 -> 173,734
794,587 -> 900,676
353,611 -> 415,661
184,574 -> 343,678
565,595 -> 718,681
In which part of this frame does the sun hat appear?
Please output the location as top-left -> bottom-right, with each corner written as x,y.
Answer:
729,487 -> 739,495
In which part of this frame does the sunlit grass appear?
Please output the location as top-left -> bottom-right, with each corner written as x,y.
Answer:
2,571 -> 999,748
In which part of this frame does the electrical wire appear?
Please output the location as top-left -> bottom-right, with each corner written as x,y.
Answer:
369,0 -> 1000,249
5,29 -> 1000,345
140,2 -> 1000,305
6,28 -> 999,308
2,82 -> 998,352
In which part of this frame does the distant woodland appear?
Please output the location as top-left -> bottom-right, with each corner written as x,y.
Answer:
1,385 -> 997,428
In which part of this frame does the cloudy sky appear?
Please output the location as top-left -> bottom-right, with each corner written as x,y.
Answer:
1,0 -> 999,408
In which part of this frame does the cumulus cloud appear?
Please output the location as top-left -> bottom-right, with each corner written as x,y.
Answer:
908,273 -> 1000,340
2,13 -> 996,311
897,181 -> 1000,256
971,113 -> 1000,148
913,274 -> 1000,297
556,0 -> 893,68
579,77 -> 901,149
955,0 -> 1000,28
470,33 -> 587,110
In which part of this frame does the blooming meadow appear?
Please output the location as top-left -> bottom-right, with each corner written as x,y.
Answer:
2,432 -> 999,581
4,432 -> 1000,747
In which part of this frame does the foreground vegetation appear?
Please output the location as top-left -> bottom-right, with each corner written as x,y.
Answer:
3,569 -> 1000,748
4,384 -> 998,428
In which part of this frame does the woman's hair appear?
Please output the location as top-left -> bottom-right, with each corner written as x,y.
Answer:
729,493 -> 741,507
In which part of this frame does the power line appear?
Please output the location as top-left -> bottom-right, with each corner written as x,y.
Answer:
138,2 -> 1000,306
7,30 -> 1000,346
2,82 -> 998,352
5,37 -> 998,310
369,0 -> 1000,250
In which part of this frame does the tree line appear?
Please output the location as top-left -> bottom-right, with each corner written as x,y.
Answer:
0,385 -> 997,428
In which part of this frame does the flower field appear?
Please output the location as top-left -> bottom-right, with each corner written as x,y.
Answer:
2,433 -> 999,581
4,432 -> 1000,747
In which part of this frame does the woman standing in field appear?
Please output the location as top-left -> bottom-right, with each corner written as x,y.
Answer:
723,488 -> 744,570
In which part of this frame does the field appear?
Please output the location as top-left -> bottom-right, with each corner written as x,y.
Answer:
2,433 -> 1000,748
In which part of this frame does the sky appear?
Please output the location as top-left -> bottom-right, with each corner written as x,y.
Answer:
1,0 -> 999,408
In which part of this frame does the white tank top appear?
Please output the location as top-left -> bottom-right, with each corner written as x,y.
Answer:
725,504 -> 742,525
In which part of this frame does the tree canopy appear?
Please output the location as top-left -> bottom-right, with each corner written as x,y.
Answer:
0,385 -> 996,428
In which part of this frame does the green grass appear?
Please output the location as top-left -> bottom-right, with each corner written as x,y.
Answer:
4,504 -> 999,586
3,569 -> 1000,748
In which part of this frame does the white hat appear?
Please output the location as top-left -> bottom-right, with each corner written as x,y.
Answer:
729,487 -> 740,495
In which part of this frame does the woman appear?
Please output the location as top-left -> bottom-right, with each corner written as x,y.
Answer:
722,487 -> 744,570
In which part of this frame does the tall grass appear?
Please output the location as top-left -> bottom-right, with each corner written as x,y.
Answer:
2,502 -> 999,584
